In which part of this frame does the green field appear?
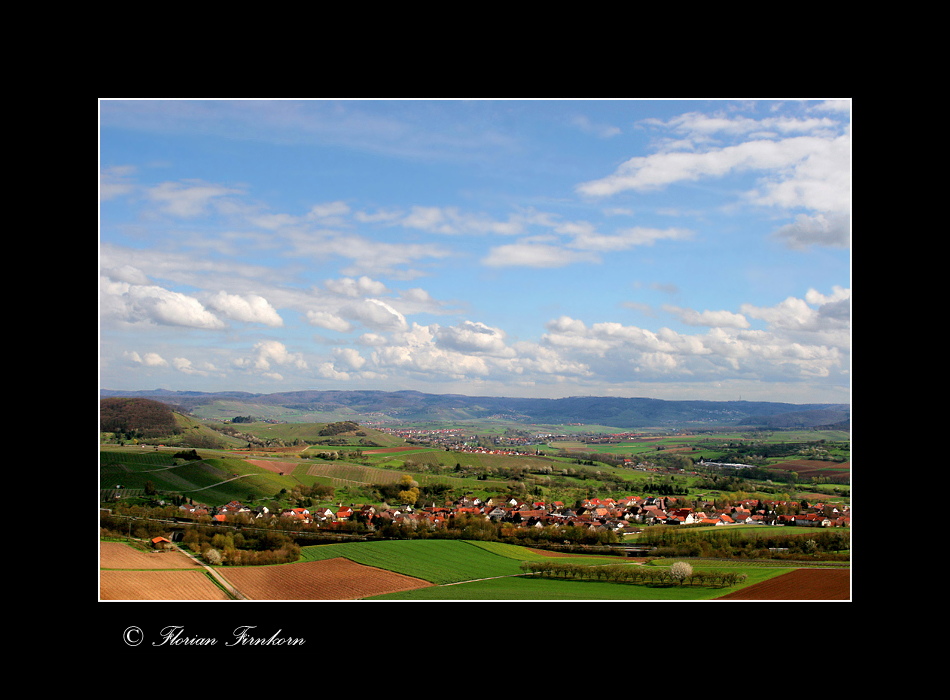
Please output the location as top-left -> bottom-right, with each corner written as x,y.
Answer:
297,539 -> 799,600
369,567 -> 790,601
100,449 -> 291,503
300,539 -> 547,584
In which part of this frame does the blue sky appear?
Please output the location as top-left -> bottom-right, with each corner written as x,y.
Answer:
99,99 -> 851,404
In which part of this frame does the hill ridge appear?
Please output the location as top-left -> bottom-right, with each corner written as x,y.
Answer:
100,388 -> 849,429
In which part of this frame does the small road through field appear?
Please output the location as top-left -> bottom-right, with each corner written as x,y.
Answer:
175,547 -> 248,600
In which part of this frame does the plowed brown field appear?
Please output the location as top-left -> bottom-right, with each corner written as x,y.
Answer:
100,542 -> 231,600
218,557 -> 434,600
100,569 -> 232,600
716,568 -> 850,600
100,542 -> 202,569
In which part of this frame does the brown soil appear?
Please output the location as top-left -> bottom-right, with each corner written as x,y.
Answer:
100,569 -> 232,600
218,557 -> 434,600
716,568 -> 850,600
100,542 -> 201,569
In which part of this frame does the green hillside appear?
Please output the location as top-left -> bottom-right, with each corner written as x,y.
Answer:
99,450 -> 291,503
99,397 -> 246,450
227,420 -> 404,448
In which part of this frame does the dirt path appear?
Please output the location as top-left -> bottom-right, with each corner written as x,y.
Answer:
174,547 -> 248,600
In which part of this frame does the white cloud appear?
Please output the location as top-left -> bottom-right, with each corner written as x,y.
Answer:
251,340 -> 308,372
173,357 -> 219,376
334,347 -> 366,370
663,305 -> 751,329
207,291 -> 284,327
306,200 -> 351,221
401,205 -> 523,236
100,165 -> 137,201
571,115 -> 621,138
341,298 -> 408,332
145,179 -> 243,218
325,276 -> 388,297
482,242 -> 599,268
575,111 -> 851,223
569,226 -> 693,252
772,212 -> 850,250
437,321 -> 514,357
125,351 -> 168,367
306,310 -> 353,333
113,283 -> 227,330
372,323 -> 492,378
102,264 -> 150,286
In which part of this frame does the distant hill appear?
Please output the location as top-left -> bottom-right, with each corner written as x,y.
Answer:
100,388 -> 849,430
99,396 -> 245,448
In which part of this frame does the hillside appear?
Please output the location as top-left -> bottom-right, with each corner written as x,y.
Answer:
100,397 -> 245,449
100,388 -> 850,429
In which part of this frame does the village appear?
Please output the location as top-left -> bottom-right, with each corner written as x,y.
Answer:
177,491 -> 851,538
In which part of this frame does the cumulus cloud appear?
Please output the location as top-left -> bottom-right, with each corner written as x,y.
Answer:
305,310 -> 353,333
341,298 -> 408,332
103,264 -> 150,285
325,276 -> 389,297
126,351 -> 168,367
334,347 -> 366,370
251,340 -> 307,372
113,283 -> 226,330
437,321 -> 514,357
373,323 -> 492,378
207,291 -> 283,327
172,357 -> 218,376
772,212 -> 850,250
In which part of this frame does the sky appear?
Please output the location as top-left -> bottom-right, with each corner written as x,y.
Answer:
99,99 -> 851,405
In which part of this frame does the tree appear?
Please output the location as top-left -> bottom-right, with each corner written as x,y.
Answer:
670,561 -> 693,585
205,548 -> 223,565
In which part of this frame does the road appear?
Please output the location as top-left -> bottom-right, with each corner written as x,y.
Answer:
175,546 -> 248,600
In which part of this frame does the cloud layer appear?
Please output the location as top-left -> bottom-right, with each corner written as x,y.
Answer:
100,99 -> 851,403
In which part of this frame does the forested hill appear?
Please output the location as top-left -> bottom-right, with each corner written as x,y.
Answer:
99,389 -> 849,430
99,397 -> 180,438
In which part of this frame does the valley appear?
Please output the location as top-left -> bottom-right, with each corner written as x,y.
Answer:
99,391 -> 851,602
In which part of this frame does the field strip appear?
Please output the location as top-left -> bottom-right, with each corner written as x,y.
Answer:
167,474 -> 254,493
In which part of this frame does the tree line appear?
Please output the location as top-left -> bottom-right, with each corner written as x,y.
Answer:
519,560 -> 747,588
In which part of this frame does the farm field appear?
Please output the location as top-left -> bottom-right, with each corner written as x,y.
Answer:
716,567 -> 850,600
217,557 -> 434,600
99,538 -> 849,601
298,539 -> 544,584
369,558 -> 798,601
100,570 -> 232,600
99,542 -> 232,600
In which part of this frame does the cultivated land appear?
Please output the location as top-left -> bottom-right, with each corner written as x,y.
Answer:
99,539 -> 849,601
100,396 -> 851,602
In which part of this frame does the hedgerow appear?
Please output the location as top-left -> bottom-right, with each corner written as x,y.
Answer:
519,560 -> 748,588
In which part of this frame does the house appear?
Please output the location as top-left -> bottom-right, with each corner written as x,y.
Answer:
281,508 -> 311,523
151,536 -> 172,550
